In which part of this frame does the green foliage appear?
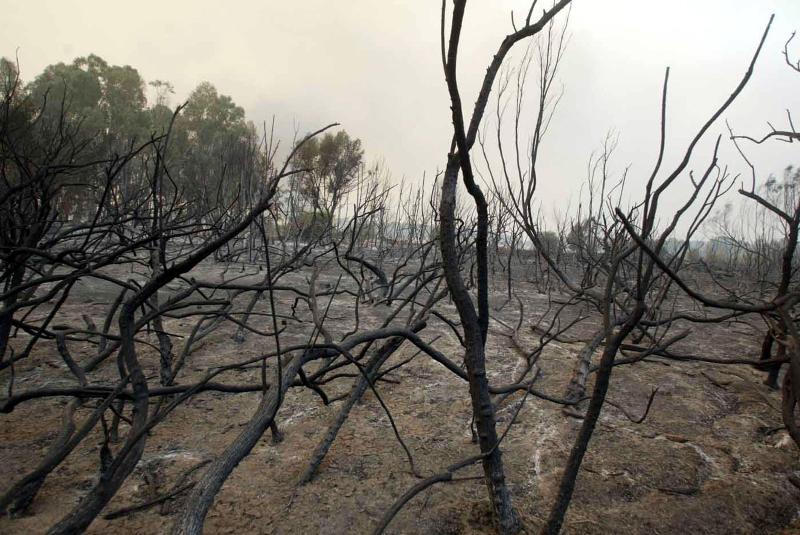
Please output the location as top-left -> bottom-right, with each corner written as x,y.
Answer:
171,82 -> 256,211
26,54 -> 148,148
0,58 -> 35,135
539,230 -> 561,256
567,217 -> 595,251
294,211 -> 330,242
0,57 -> 19,96
6,54 -> 288,221
180,82 -> 247,144
292,130 -> 363,212
762,165 -> 800,215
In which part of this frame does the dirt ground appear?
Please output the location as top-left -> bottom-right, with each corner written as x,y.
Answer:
1,261 -> 799,534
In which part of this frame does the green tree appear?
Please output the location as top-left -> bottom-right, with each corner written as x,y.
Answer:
147,80 -> 176,134
172,81 -> 254,213
27,57 -> 104,133
0,57 -> 34,133
291,130 -> 363,215
180,81 -> 247,145
102,62 -> 148,144
0,57 -> 20,96
539,230 -> 561,257
26,54 -> 148,149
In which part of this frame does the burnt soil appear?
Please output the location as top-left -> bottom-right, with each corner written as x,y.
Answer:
1,262 -> 799,534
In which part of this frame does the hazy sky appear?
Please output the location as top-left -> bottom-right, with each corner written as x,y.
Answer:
3,1 -> 799,224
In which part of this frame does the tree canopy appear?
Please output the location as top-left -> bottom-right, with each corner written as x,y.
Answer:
3,53 -> 267,218
292,130 -> 364,214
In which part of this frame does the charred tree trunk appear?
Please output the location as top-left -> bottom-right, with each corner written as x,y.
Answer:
172,353 -> 304,535
543,310 -> 642,534
562,329 -> 606,413
300,323 -> 421,484
47,305 -> 150,535
440,157 -> 519,534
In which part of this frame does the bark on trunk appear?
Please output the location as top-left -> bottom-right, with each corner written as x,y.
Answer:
439,156 -> 519,534
47,307 -> 150,535
542,310 -> 641,535
300,325 -> 419,484
172,353 -> 304,535
562,329 -> 606,410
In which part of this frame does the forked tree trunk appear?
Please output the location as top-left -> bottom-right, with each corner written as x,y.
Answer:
562,329 -> 606,412
47,307 -> 150,535
439,157 -> 520,534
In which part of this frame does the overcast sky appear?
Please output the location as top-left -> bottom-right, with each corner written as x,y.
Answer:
3,1 -> 799,226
